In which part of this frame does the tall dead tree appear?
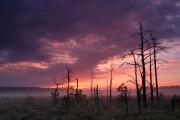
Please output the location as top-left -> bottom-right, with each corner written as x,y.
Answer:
123,19 -> 168,110
96,84 -> 99,108
117,83 -> 129,113
106,78 -> 109,101
146,38 -> 154,108
150,32 -> 168,105
76,78 -> 79,95
130,19 -> 151,109
139,20 -> 147,109
131,50 -> 142,112
94,86 -> 96,103
109,63 -> 114,102
65,65 -> 73,102
93,84 -> 99,110
51,78 -> 64,104
75,77 -> 79,102
124,86 -> 128,113
74,77 -> 84,103
121,50 -> 142,112
91,70 -> 94,100
151,34 -> 159,105
149,49 -> 154,107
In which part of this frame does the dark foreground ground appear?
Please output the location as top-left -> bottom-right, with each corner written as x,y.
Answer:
0,96 -> 179,120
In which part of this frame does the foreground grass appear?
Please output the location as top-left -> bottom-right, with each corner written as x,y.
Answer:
0,97 -> 179,120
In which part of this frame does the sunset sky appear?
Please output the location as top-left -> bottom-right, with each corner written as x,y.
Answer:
0,0 -> 180,89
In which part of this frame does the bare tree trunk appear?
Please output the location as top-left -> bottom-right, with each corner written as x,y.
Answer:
124,86 -> 128,113
150,32 -> 168,108
91,70 -> 94,100
117,84 -> 129,113
76,78 -> 79,95
94,86 -> 96,103
66,66 -> 71,102
149,50 -> 154,108
51,78 -> 64,104
131,50 -> 141,112
96,84 -> 99,110
109,64 -> 113,102
51,84 -> 59,104
139,20 -> 147,109
75,78 -> 79,102
153,40 -> 159,105
106,79 -> 109,102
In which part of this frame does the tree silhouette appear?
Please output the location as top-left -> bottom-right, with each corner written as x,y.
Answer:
91,70 -> 94,101
117,83 -> 129,113
106,78 -> 109,102
74,77 -> 79,102
149,48 -> 154,108
149,32 -> 168,107
51,78 -> 64,104
121,50 -> 142,112
130,50 -> 142,112
109,63 -> 114,102
130,19 -> 152,109
65,65 -> 74,103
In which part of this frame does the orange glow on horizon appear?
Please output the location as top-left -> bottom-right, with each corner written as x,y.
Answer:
45,55 -> 180,90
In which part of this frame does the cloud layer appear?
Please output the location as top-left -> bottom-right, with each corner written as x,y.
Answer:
0,0 -> 180,87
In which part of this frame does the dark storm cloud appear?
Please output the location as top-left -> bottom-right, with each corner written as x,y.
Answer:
0,0 -> 146,62
0,0 -> 180,86
143,0 -> 180,39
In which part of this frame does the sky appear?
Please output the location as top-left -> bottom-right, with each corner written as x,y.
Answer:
0,0 -> 180,89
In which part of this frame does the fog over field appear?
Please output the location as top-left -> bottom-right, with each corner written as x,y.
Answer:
0,86 -> 179,98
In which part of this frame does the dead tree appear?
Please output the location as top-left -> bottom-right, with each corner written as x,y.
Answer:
74,77 -> 79,102
121,50 -> 142,112
152,35 -> 159,106
117,83 -> 129,113
76,78 -> 79,96
149,49 -> 154,108
150,32 -> 168,106
151,33 -> 160,106
123,19 -> 168,110
139,20 -> 147,109
109,63 -> 114,102
51,78 -> 64,104
91,70 -> 94,101
94,86 -> 96,103
130,19 -> 152,109
106,78 -> 109,101
146,39 -> 154,108
96,84 -> 99,109
93,84 -> 99,110
65,65 -> 74,103
131,50 -> 142,112
124,86 -> 128,113
92,83 -> 100,110
74,77 -> 85,104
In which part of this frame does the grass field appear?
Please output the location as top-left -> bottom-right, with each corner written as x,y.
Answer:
0,96 -> 179,120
